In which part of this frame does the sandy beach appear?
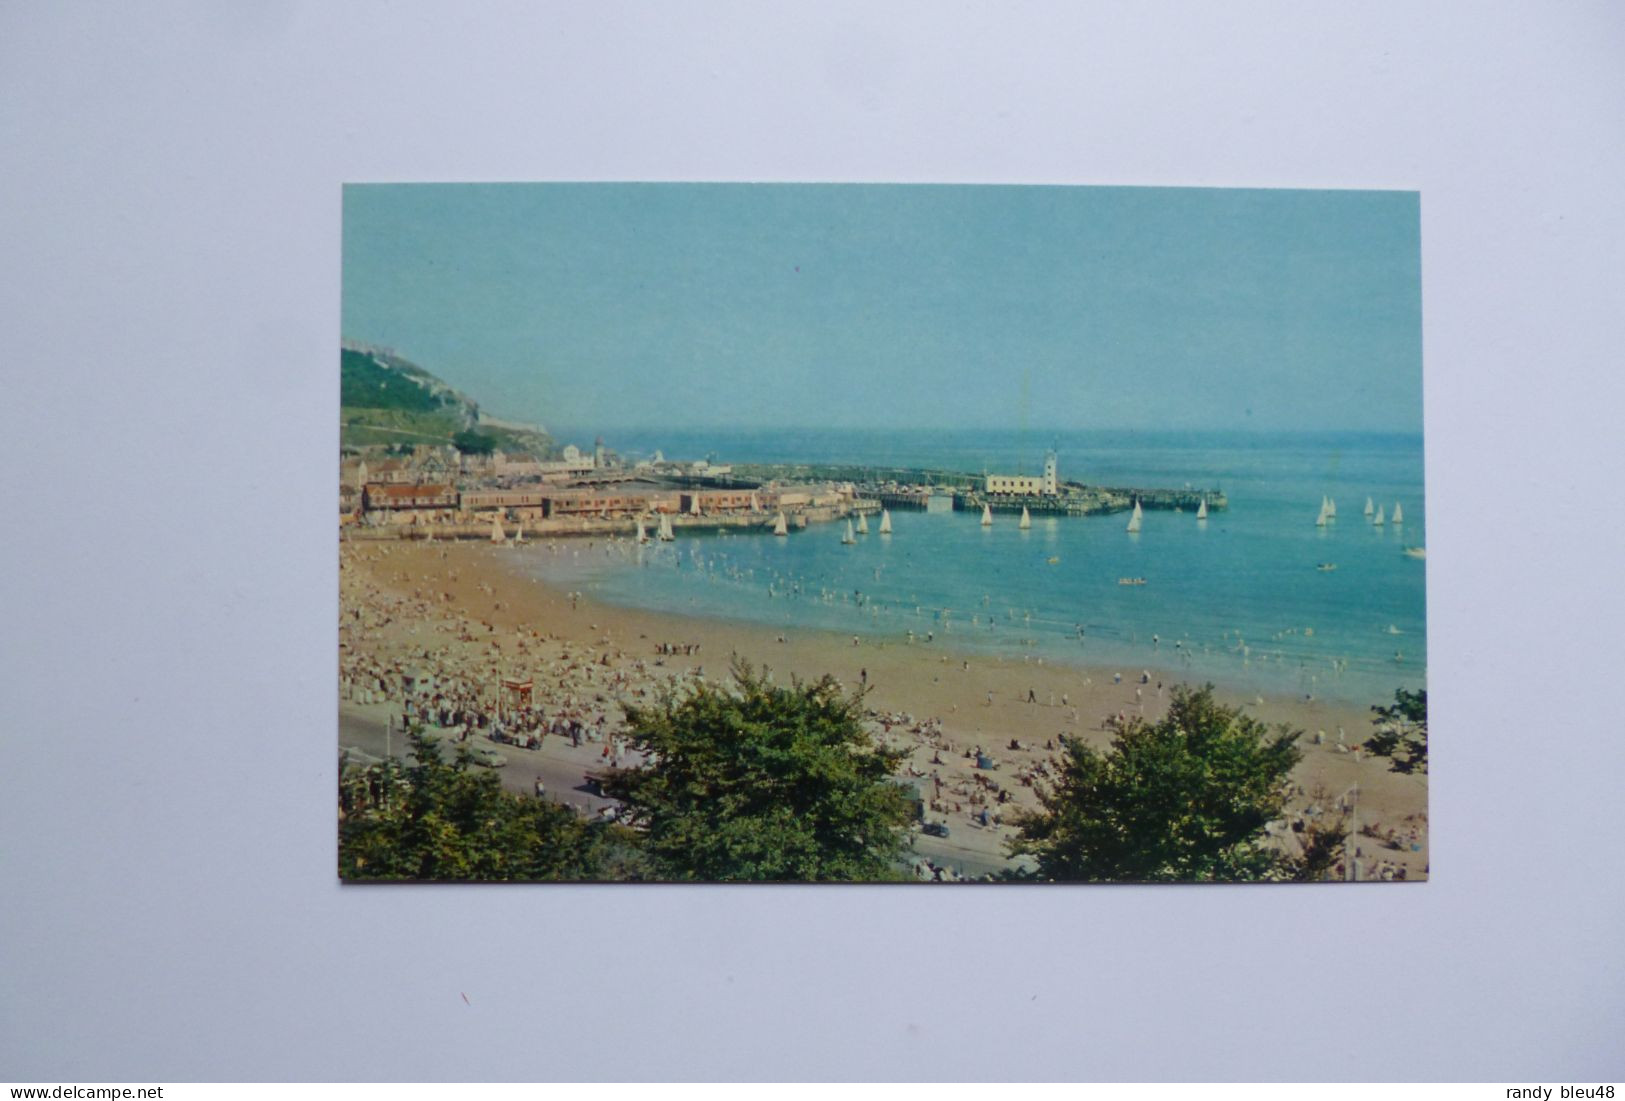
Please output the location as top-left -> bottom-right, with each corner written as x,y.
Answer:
340,536 -> 1428,881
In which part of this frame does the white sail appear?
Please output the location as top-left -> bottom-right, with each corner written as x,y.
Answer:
857,512 -> 869,534
1374,505 -> 1386,526
750,492 -> 761,513
637,517 -> 648,544
981,504 -> 993,526
1392,503 -> 1404,524
773,511 -> 788,537
1126,500 -> 1142,534
1327,497 -> 1337,519
1019,506 -> 1031,530
1364,496 -> 1375,517
514,521 -> 524,544
1315,500 -> 1328,527
878,509 -> 892,535
1196,497 -> 1208,520
490,514 -> 505,543
659,514 -> 675,541
842,519 -> 856,544
688,495 -> 701,516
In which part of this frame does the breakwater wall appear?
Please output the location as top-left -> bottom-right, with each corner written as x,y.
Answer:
341,506 -> 861,542
952,486 -> 1226,516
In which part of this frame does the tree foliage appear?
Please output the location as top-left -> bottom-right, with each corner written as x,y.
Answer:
597,660 -> 916,882
339,731 -> 627,881
1363,688 -> 1428,774
452,428 -> 498,455
1286,813 -> 1349,882
1008,685 -> 1302,882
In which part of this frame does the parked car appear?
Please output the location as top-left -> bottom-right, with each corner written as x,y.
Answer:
471,747 -> 508,768
921,821 -> 951,839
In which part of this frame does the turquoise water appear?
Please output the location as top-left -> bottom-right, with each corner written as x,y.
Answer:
526,430 -> 1426,707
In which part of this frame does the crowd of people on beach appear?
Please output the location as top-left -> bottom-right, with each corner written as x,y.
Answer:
339,540 -> 1428,881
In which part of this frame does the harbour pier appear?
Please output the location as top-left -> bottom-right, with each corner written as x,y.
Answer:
953,485 -> 1225,517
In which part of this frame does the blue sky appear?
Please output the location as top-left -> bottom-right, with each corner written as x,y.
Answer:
341,183 -> 1422,434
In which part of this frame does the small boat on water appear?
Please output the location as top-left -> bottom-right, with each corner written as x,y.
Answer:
1392,503 -> 1404,524
980,504 -> 993,527
772,511 -> 789,537
1117,576 -> 1147,586
878,509 -> 892,535
1126,500 -> 1142,534
514,521 -> 525,545
1327,497 -> 1337,519
749,492 -> 761,513
1364,496 -> 1375,517
1317,562 -> 1338,572
1019,506 -> 1032,530
1373,505 -> 1386,527
1196,497 -> 1208,521
636,517 -> 649,544
658,514 -> 675,542
1403,546 -> 1426,560
490,515 -> 505,544
856,512 -> 869,535
841,519 -> 857,545
688,495 -> 701,516
1315,498 -> 1330,527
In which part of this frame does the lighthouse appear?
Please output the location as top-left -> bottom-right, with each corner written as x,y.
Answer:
1042,448 -> 1059,496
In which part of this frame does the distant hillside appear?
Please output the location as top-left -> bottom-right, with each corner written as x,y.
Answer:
340,343 -> 552,455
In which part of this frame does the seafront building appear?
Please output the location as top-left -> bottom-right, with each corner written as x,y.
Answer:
342,435 -> 859,532
984,450 -> 1060,497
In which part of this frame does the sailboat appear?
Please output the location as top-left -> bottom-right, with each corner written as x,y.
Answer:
841,520 -> 857,545
1392,503 -> 1404,524
772,511 -> 788,537
1126,500 -> 1142,534
688,495 -> 701,516
1327,497 -> 1337,520
1373,505 -> 1386,526
856,512 -> 869,535
490,514 -> 505,543
1019,506 -> 1032,530
514,521 -> 525,545
636,517 -> 649,544
749,492 -> 761,513
1364,496 -> 1375,517
1315,499 -> 1329,527
658,513 -> 675,541
878,509 -> 892,535
1196,497 -> 1208,521
980,504 -> 993,527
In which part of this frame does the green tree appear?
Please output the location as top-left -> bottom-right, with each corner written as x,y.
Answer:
1008,685 -> 1302,882
1363,688 -> 1428,774
452,428 -> 498,455
1286,813 -> 1349,882
339,731 -> 626,881
598,660 -> 916,882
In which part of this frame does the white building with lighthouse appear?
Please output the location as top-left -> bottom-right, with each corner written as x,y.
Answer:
985,449 -> 1060,497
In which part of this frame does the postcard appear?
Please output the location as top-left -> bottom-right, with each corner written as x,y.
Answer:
338,183 -> 1426,883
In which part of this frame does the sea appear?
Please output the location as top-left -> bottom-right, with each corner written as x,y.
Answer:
522,429 -> 1426,708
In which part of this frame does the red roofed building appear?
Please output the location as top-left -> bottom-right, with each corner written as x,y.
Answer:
362,483 -> 457,512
